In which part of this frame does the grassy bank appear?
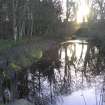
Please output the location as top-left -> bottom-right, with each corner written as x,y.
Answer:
0,36 -> 63,51
0,36 -> 62,70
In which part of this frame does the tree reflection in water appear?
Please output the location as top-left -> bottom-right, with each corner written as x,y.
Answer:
59,40 -> 105,105
2,40 -> 105,105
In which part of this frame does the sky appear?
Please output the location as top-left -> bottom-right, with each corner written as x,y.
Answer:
61,0 -> 90,22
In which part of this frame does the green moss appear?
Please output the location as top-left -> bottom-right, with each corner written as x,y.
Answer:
10,63 -> 21,71
9,51 -> 42,69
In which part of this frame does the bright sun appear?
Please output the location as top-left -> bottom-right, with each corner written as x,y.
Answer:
61,0 -> 90,23
76,0 -> 90,23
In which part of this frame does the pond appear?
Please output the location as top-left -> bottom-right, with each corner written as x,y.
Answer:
25,39 -> 105,105
1,39 -> 105,105
58,40 -> 104,105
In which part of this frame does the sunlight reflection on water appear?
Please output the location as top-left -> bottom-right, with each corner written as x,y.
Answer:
58,40 -> 88,84
58,40 -> 104,105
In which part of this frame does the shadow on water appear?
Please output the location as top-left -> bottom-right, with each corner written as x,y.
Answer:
1,39 -> 105,105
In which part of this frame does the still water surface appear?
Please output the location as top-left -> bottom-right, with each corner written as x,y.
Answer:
14,39 -> 105,105
58,40 -> 105,105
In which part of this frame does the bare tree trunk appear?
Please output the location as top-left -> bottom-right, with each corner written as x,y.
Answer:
66,0 -> 70,21
19,21 -> 25,39
12,0 -> 17,41
30,13 -> 33,37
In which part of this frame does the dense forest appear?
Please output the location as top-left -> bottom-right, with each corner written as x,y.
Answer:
1,0 -> 105,40
0,0 -> 62,40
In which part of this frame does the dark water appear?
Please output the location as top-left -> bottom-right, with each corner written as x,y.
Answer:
1,39 -> 105,105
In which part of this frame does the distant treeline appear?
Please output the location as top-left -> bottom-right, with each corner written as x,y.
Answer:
0,0 -> 61,40
0,0 -> 76,40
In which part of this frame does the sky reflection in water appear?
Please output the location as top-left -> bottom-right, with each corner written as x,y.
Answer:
59,40 -> 105,105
